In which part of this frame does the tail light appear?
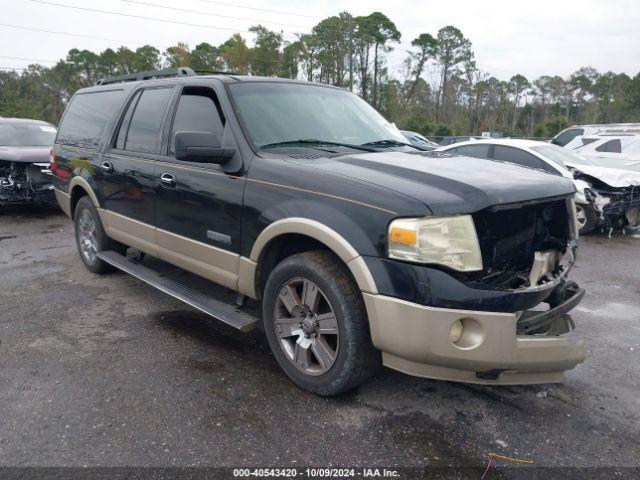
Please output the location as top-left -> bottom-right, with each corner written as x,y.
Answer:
49,148 -> 57,175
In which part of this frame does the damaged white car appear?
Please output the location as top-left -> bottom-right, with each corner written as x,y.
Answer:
436,139 -> 607,233
0,118 -> 57,210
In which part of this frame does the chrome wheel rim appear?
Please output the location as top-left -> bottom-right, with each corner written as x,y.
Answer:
575,205 -> 587,228
273,277 -> 339,376
78,209 -> 98,263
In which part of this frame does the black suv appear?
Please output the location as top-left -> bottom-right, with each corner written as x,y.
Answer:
52,68 -> 586,395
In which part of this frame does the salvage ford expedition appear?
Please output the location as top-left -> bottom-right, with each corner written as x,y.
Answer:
52,68 -> 586,395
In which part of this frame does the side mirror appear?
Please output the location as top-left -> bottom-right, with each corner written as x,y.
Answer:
174,131 -> 235,164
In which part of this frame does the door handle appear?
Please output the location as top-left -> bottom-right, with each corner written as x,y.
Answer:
101,161 -> 114,173
160,173 -> 176,187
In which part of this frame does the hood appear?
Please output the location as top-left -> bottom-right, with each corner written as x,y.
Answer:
293,152 -> 576,215
566,162 -> 640,188
0,146 -> 51,163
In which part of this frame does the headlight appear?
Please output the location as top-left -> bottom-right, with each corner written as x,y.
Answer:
388,215 -> 483,271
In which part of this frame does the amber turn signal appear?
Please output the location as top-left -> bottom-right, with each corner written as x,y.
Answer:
389,227 -> 417,245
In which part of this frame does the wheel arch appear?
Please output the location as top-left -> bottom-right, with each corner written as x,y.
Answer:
69,177 -> 100,218
239,218 -> 378,300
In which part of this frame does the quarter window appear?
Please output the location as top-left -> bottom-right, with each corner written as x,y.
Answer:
57,90 -> 124,150
116,87 -> 173,154
595,139 -> 622,153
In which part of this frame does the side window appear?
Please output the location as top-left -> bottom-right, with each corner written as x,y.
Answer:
170,88 -> 225,156
493,145 -> 548,171
457,144 -> 490,159
57,90 -> 124,150
116,87 -> 173,154
115,90 -> 141,150
595,139 -> 622,153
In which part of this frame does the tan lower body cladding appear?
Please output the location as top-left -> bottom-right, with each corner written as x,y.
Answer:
363,293 -> 586,385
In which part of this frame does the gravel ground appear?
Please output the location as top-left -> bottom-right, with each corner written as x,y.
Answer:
0,206 -> 638,476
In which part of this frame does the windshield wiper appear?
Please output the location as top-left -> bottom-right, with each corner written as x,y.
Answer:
259,139 -> 377,153
361,139 -> 418,149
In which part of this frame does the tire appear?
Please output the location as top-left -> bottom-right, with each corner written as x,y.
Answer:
262,250 -> 380,396
576,203 -> 597,235
74,196 -> 121,273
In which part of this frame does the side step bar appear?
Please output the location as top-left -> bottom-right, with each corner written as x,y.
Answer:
97,250 -> 258,332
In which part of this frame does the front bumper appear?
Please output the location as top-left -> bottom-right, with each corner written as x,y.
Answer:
363,287 -> 586,385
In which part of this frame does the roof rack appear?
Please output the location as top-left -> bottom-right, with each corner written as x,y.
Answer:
96,67 -> 197,85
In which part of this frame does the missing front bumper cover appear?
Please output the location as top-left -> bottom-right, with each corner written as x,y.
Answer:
516,281 -> 584,335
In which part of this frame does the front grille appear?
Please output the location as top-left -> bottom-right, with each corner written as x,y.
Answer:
465,197 -> 572,289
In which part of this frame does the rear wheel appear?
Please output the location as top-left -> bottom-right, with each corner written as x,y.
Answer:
262,250 -> 380,396
576,203 -> 597,235
74,196 -> 122,273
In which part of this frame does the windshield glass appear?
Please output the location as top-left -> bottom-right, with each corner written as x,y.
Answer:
531,144 -> 598,167
229,82 -> 407,149
0,123 -> 57,146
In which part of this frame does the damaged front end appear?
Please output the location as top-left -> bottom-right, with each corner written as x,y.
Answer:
0,160 -> 55,206
468,196 -> 583,337
572,168 -> 640,231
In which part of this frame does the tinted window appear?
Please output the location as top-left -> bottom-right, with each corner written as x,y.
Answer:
456,144 -> 491,159
57,90 -> 124,149
493,145 -> 549,171
595,139 -> 622,153
0,123 -> 56,146
121,88 -> 173,154
115,90 -> 141,150
170,92 -> 224,155
552,128 -> 583,147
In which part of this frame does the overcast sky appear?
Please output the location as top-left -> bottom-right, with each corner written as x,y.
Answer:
1,0 -> 638,81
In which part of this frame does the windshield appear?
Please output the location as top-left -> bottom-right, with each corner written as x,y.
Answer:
531,144 -> 598,167
0,123 -> 57,146
229,82 -> 407,149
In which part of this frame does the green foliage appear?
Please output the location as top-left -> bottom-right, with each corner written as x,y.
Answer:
399,115 -> 434,137
1,14 -> 638,137
434,124 -> 453,139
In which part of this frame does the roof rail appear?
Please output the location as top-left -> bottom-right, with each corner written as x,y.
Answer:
96,67 -> 197,85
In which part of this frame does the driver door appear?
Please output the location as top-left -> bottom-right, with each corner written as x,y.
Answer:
154,85 -> 245,290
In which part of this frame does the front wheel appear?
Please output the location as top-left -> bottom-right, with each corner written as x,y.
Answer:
262,251 -> 380,396
576,203 -> 597,235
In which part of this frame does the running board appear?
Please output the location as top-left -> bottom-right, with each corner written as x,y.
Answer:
97,250 -> 258,332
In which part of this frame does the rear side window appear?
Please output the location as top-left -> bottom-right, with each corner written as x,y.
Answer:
493,145 -> 550,172
116,87 -> 173,154
455,144 -> 490,159
595,139 -> 622,153
57,90 -> 124,149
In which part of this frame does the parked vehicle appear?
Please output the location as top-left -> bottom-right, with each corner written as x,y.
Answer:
571,136 -> 640,172
0,118 -> 57,209
551,123 -> 640,147
52,68 -> 585,395
436,139 -> 605,234
438,135 -> 484,146
400,130 -> 438,150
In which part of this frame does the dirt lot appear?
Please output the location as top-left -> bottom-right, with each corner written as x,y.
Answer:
1,206 -> 639,475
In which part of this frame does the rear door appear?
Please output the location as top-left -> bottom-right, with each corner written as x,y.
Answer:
153,84 -> 244,290
100,86 -> 175,226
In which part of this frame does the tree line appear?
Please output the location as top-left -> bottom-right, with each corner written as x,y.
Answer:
1,11 -> 639,138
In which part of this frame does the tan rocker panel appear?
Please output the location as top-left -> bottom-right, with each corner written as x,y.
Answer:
66,182 -> 378,300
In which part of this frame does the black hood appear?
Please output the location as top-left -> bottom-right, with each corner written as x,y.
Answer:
292,152 -> 576,215
0,146 -> 51,163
